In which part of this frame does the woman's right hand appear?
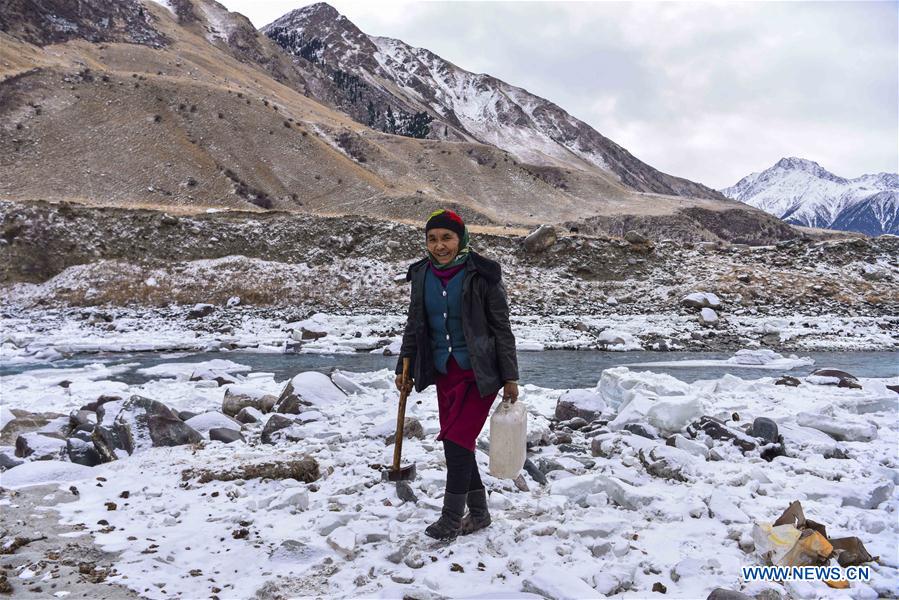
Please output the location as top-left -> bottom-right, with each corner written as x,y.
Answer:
395,374 -> 414,393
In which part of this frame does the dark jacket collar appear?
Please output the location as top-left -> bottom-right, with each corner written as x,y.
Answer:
406,250 -> 501,284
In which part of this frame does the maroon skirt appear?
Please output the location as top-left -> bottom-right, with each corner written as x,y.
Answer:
435,356 -> 498,451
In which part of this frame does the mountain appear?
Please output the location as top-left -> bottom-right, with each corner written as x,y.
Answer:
0,0 -> 795,243
261,3 -> 724,201
721,157 -> 899,236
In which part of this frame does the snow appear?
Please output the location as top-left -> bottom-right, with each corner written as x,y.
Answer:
287,371 -> 346,407
0,405 -> 15,431
1,460 -> 95,489
0,327 -> 896,599
184,411 -> 241,436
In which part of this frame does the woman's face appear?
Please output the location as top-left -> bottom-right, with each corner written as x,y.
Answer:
427,228 -> 460,265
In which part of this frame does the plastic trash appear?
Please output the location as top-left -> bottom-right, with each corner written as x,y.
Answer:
752,523 -> 803,565
489,399 -> 527,479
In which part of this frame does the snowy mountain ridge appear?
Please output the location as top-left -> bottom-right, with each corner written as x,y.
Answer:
721,157 -> 899,235
261,2 -> 724,200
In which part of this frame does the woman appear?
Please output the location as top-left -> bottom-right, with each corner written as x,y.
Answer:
394,209 -> 519,541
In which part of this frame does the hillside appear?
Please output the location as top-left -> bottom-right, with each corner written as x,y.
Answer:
0,0 -> 793,241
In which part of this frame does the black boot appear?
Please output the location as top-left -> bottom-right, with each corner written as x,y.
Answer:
459,488 -> 491,535
424,492 -> 467,540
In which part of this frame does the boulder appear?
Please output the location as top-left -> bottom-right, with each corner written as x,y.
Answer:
98,396 -> 202,457
68,410 -> 97,432
688,416 -> 756,453
262,414 -> 296,444
187,303 -> 214,319
523,225 -> 557,253
775,375 -> 801,387
681,292 -> 722,309
15,433 -> 67,460
235,406 -> 264,424
66,437 -> 102,466
699,308 -> 719,325
555,390 -> 606,422
275,372 -> 346,414
222,385 -> 273,417
751,417 -> 779,444
209,428 -> 245,444
624,230 -> 648,245
185,411 -> 242,437
807,369 -> 862,389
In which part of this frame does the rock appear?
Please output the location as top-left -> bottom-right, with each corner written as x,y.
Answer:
623,423 -> 657,439
68,410 -> 97,431
536,458 -> 566,475
235,406 -> 264,424
261,414 -> 295,444
226,296 -> 241,308
775,375 -> 801,387
624,230 -> 648,245
689,416 -> 756,452
523,224 -> 557,253
187,303 -> 214,319
299,327 -> 327,340
638,446 -> 692,482
178,411 -> 198,421
107,395 -> 202,456
209,428 -> 245,444
807,369 -> 862,389
15,433 -> 67,460
0,448 -> 24,470
185,412 -> 241,437
523,458 -> 548,485
652,582 -> 667,594
385,417 -> 425,445
699,308 -> 719,325
681,292 -> 722,309
796,412 -> 877,442
275,372 -> 346,414
555,389 -> 606,422
326,526 -> 357,558
396,480 -> 418,503
751,417 -> 779,444
222,386 -> 270,417
66,437 -> 102,466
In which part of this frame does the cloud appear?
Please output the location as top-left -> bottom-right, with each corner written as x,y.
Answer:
221,1 -> 898,188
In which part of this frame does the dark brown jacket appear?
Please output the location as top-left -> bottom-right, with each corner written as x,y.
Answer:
395,251 -> 519,397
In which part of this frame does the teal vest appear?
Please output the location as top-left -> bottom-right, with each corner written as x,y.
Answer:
424,267 -> 470,373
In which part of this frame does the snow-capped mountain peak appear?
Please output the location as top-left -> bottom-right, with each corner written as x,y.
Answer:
721,158 -> 898,235
261,2 -> 725,201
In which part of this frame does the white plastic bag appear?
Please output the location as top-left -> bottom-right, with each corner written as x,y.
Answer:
489,399 -> 527,479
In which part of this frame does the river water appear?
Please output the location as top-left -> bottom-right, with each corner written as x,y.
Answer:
3,350 -> 896,388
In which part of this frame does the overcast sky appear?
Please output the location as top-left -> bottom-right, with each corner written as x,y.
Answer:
219,1 -> 898,188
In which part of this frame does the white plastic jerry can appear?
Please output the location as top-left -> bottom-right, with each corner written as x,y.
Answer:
489,399 -> 527,479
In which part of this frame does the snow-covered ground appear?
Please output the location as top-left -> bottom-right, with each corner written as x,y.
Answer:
1,348 -> 896,599
2,307 -> 896,372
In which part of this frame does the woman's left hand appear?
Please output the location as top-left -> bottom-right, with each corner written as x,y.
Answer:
502,381 -> 519,403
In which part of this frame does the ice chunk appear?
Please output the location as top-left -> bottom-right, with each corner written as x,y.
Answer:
522,573 -> 598,600
598,367 -> 690,411
796,412 -> 877,442
707,492 -> 749,524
